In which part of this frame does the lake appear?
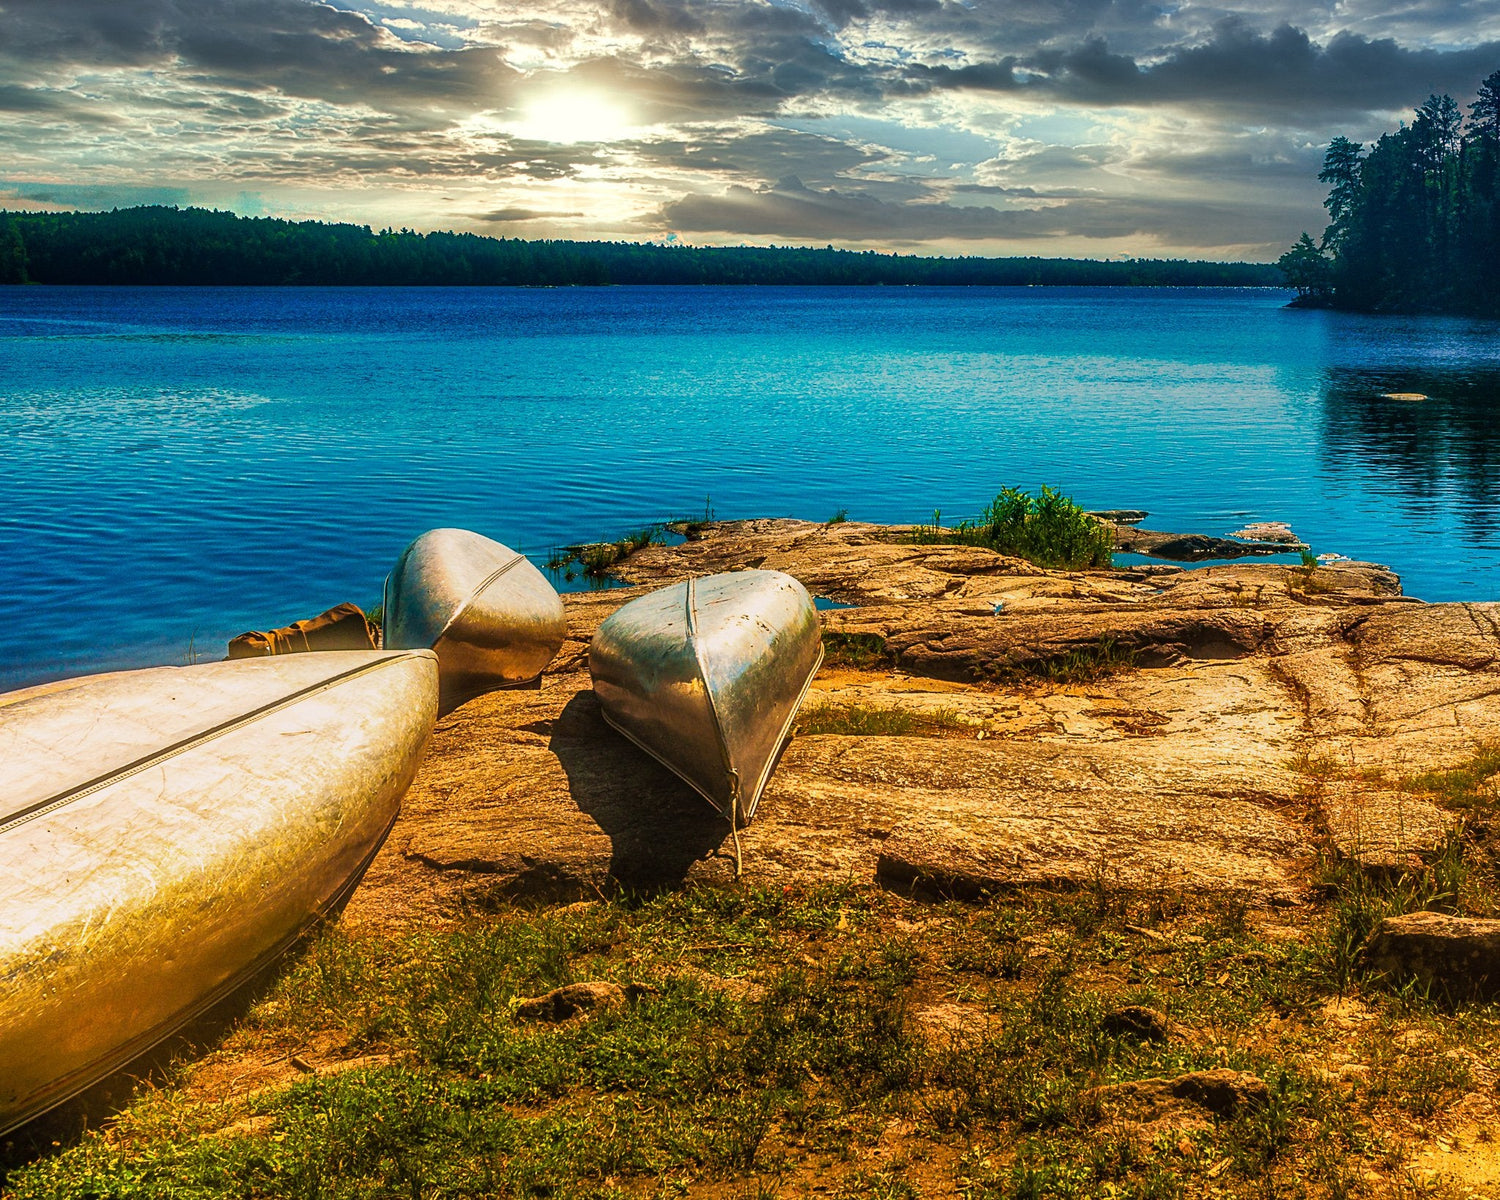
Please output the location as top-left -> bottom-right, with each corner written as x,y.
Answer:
3,285 -> 1499,691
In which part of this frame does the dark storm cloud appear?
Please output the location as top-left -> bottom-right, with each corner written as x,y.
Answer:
907,22 -> 1500,118
657,174 -> 1297,249
0,0 -> 515,109
0,84 -> 122,123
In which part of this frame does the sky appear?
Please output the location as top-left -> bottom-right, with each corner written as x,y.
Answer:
2,1 -> 1498,260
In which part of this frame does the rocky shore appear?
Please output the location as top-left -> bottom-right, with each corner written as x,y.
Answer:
16,516 -> 1500,1199
348,516 -> 1478,922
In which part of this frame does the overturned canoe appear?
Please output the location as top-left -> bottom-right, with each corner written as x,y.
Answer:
0,649 -> 438,1136
589,570 -> 823,825
384,528 -> 566,696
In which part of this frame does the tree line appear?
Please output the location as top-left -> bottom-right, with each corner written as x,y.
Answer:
0,205 -> 1281,288
1280,69 -> 1500,316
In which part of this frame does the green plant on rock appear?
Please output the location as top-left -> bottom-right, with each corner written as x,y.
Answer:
908,486 -> 1114,570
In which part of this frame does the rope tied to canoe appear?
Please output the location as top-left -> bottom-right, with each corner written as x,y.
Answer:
729,793 -> 743,881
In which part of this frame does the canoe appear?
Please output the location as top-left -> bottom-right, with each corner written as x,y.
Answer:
383,528 -> 566,697
588,570 -> 823,826
0,649 -> 438,1136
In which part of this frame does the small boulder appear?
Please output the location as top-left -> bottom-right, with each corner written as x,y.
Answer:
1101,1004 -> 1173,1043
514,981 -> 626,1022
1086,1068 -> 1268,1125
1366,911 -> 1500,997
1169,1069 -> 1270,1117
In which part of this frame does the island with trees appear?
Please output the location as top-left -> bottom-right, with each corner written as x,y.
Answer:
0,205 -> 1281,289
1280,69 -> 1500,317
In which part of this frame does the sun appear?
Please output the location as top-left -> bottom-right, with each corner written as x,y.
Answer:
513,91 -> 635,145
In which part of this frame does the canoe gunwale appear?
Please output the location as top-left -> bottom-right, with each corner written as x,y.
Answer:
0,801 -> 403,1138
0,654 -> 424,836
740,641 -> 823,824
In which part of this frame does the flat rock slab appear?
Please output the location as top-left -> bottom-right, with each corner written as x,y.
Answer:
1318,781 -> 1452,871
336,520 -> 1500,925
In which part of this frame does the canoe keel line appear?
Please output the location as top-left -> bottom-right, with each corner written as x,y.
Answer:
384,528 -> 566,701
590,570 -> 824,836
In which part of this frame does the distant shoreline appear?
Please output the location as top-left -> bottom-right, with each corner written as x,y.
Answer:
0,205 -> 1285,289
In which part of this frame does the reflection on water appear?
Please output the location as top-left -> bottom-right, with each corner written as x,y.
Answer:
1320,364 -> 1500,533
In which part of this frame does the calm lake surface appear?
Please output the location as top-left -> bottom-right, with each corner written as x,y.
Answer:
3,285 -> 1499,690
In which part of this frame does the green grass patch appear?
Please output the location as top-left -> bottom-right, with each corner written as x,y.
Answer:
9,878 -> 1500,1199
1399,744 -> 1500,811
549,526 -> 666,580
796,703 -> 967,738
999,637 -> 1138,686
908,486 -> 1115,570
821,631 -> 891,670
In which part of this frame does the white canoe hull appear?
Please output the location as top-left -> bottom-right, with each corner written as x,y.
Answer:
0,649 -> 438,1135
384,528 -> 566,699
589,570 -> 822,825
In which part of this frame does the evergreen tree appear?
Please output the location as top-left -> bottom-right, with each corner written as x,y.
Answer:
1277,232 -> 1332,300
1282,69 -> 1500,317
1470,70 -> 1500,141
1318,136 -> 1364,252
0,218 -> 27,284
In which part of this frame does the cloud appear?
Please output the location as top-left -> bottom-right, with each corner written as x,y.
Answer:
475,205 -> 585,220
656,173 -> 1299,251
906,22 -> 1500,119
0,0 -> 1496,255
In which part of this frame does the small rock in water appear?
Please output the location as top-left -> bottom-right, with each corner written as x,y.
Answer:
1380,392 -> 1428,402
1228,520 -> 1305,548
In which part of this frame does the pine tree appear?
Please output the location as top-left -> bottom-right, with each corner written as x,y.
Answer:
1318,136 -> 1364,252
1471,70 -> 1500,141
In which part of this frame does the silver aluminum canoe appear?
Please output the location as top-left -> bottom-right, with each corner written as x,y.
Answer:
588,569 -> 823,826
0,649 -> 438,1136
384,528 -> 566,695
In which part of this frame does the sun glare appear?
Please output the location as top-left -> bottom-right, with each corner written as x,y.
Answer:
513,92 -> 634,144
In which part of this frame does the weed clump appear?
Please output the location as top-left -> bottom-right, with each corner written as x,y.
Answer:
999,637 -> 1138,686
910,486 -> 1114,570
797,703 -> 966,738
821,631 -> 891,670
548,526 -> 664,580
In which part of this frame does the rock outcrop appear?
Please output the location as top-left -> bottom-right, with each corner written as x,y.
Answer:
1367,912 -> 1500,996
339,519 -> 1498,927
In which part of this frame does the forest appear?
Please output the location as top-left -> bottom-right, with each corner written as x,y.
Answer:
0,206 -> 1280,288
1280,69 -> 1500,316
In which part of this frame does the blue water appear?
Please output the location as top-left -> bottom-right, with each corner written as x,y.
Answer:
3,285 -> 1499,690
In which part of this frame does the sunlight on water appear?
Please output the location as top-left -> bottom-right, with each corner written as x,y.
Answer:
2,285 -> 1498,689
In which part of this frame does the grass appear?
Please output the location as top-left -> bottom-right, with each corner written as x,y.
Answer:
549,526 -> 666,579
821,631 -> 891,670
1400,744 -> 1500,811
999,637 -> 1138,686
796,703 -> 967,738
908,487 -> 1115,571
12,877 -> 1495,1199
1289,744 -> 1500,993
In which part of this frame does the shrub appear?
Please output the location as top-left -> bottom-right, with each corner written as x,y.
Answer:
911,486 -> 1114,570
